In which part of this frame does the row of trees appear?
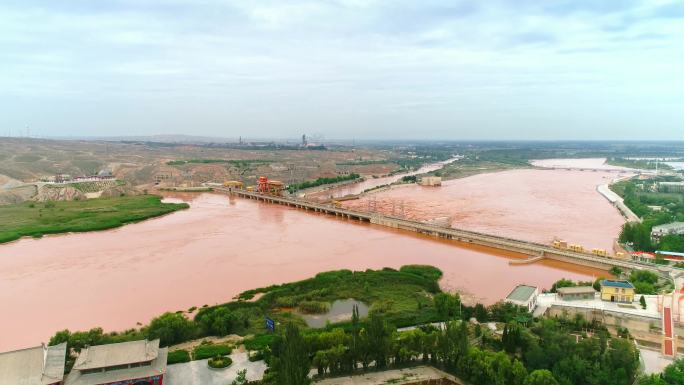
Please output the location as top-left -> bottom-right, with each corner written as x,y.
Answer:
286,173 -> 360,193
639,358 -> 684,385
264,304 -> 640,385
617,179 -> 684,253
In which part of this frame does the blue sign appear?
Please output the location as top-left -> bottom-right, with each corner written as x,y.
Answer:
265,317 -> 275,332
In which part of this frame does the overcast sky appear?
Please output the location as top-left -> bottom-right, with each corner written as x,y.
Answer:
1,0 -> 683,140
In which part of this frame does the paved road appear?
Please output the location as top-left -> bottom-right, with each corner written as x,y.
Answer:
166,351 -> 267,385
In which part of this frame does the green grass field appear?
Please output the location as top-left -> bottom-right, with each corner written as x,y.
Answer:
0,195 -> 189,243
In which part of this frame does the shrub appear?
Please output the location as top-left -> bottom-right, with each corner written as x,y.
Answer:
194,306 -> 237,336
146,312 -> 196,347
244,334 -> 276,351
298,301 -> 330,314
275,296 -> 298,308
248,350 -> 264,362
208,355 -> 233,369
399,265 -> 443,281
167,350 -> 191,365
193,343 -> 232,360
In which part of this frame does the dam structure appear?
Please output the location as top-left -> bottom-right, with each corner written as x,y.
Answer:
215,187 -> 662,273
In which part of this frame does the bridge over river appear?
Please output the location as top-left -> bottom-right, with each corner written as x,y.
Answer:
215,187 -> 665,274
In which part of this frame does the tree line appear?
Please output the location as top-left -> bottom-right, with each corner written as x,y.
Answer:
264,303 -> 639,385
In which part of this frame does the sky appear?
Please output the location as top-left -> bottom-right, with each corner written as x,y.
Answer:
1,0 -> 683,140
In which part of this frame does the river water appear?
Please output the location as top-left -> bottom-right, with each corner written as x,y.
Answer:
344,168 -> 628,251
308,157 -> 460,199
0,188 -> 607,351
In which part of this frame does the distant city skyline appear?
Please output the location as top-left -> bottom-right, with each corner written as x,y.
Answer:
1,0 -> 683,140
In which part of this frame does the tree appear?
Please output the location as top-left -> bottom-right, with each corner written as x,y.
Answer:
525,369 -> 559,385
593,277 -> 604,292
231,369 -> 248,385
434,292 -> 461,319
610,266 -> 623,277
349,304 -> 360,371
638,374 -> 668,385
363,313 -> 392,369
277,323 -> 311,385
662,357 -> 684,385
640,295 -> 647,309
511,359 -> 528,385
550,279 -> 575,293
195,306 -> 236,336
473,303 -> 488,322
146,312 -> 195,346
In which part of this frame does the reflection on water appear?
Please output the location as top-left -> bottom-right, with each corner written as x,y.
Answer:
301,299 -> 370,328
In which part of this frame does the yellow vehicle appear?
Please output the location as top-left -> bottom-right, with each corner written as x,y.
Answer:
591,248 -> 608,257
552,239 -> 568,249
568,244 -> 584,253
223,180 -> 244,189
332,200 -> 342,208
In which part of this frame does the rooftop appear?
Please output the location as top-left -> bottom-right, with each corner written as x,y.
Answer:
657,250 -> 684,257
537,293 -> 661,319
66,348 -> 167,385
557,286 -> 596,295
652,222 -> 684,232
506,285 -> 537,302
73,339 -> 160,371
601,280 -> 635,289
314,366 -> 460,385
0,343 -> 67,385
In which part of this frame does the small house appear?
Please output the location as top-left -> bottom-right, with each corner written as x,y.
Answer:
557,286 -> 596,301
600,280 -> 635,303
505,285 -> 538,312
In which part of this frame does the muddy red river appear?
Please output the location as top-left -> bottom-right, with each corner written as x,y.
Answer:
343,169 -> 627,251
0,176 -> 610,351
308,158 -> 460,199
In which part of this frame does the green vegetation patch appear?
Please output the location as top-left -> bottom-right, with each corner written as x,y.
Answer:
287,173 -> 360,193
13,154 -> 42,162
208,355 -> 233,368
335,160 -> 391,166
607,157 -> 673,170
0,195 -> 189,244
167,349 -> 191,365
167,159 -> 272,167
193,343 -> 233,360
612,176 -> 684,253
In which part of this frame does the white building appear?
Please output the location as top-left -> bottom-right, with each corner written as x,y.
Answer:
419,176 -> 442,186
504,284 -> 539,312
651,222 -> 684,240
0,343 -> 67,385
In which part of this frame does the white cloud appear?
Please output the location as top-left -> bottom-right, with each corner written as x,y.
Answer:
0,0 -> 682,139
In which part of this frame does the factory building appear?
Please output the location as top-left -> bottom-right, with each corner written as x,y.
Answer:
651,222 -> 684,240
659,181 -> 684,193
0,342 -> 67,385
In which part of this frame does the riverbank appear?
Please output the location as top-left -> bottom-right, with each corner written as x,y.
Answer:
0,194 -> 189,244
0,192 -> 604,350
